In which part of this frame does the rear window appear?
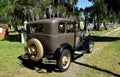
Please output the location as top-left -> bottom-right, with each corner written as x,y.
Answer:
29,24 -> 44,33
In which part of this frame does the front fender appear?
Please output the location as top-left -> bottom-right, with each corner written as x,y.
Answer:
85,37 -> 94,48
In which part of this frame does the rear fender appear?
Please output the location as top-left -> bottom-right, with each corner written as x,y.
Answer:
54,43 -> 73,59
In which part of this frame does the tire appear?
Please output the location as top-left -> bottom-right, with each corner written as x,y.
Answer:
58,49 -> 71,72
87,40 -> 94,53
27,38 -> 44,61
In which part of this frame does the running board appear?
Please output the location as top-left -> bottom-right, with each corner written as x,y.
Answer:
74,49 -> 87,55
74,51 -> 84,55
73,49 -> 88,60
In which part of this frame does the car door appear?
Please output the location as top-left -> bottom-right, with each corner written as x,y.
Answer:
66,22 -> 74,48
57,22 -> 66,44
74,23 -> 83,50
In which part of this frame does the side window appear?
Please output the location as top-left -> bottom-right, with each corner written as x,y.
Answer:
58,23 -> 65,33
75,23 -> 80,32
67,23 -> 74,33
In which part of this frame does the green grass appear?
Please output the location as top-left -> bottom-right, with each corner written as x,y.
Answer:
0,40 -> 25,76
86,40 -> 120,77
76,27 -> 120,77
89,28 -> 113,36
89,25 -> 120,36
0,26 -> 120,77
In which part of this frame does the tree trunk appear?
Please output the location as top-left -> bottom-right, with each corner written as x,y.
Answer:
96,13 -> 100,31
35,13 -> 39,20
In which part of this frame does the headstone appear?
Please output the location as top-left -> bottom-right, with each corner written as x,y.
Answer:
24,20 -> 27,31
21,20 -> 27,43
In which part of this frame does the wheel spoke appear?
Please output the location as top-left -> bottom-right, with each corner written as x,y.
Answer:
62,53 -> 70,69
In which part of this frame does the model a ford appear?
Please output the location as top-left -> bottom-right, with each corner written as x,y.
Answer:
24,18 -> 94,72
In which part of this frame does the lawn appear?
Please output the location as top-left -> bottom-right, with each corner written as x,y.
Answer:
75,26 -> 120,77
79,37 -> 120,77
0,41 -> 25,76
0,26 -> 120,77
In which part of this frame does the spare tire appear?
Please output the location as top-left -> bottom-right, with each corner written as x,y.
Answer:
27,38 -> 44,61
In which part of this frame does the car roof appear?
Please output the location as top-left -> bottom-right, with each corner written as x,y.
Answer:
27,18 -> 75,25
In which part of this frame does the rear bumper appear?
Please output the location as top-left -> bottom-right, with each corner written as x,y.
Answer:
24,46 -> 57,65
42,58 -> 56,65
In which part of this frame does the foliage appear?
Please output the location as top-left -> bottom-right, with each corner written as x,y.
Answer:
86,0 -> 107,31
0,0 -> 53,24
0,0 -> 120,27
88,0 -> 120,31
0,0 -> 82,25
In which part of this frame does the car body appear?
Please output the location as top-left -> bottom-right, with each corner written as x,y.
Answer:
25,18 -> 94,72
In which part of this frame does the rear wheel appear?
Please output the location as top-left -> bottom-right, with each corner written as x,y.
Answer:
58,49 -> 71,72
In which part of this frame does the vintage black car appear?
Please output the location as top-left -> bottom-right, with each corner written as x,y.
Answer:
24,18 -> 94,72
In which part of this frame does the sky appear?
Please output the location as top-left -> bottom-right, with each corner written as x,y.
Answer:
77,0 -> 93,9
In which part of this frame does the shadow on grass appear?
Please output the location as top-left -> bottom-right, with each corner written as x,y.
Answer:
91,36 -> 120,42
1,34 -> 21,42
18,55 -> 59,73
73,61 -> 120,77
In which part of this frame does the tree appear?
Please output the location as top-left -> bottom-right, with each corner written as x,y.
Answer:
39,0 -> 52,18
89,0 -> 120,26
52,0 -> 78,18
13,0 -> 40,21
88,0 -> 107,31
3,0 -> 52,22
104,0 -> 120,23
1,0 -> 80,24
0,0 -> 13,23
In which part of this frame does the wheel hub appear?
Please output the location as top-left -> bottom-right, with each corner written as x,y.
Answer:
61,54 -> 70,69
62,56 -> 68,66
28,44 -> 37,56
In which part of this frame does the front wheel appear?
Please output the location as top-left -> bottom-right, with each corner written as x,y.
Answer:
58,49 -> 71,72
87,40 -> 94,53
